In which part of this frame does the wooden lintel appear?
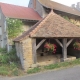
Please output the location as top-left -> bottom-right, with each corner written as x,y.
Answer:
55,39 -> 63,48
36,39 -> 46,50
32,38 -> 37,64
66,39 -> 73,47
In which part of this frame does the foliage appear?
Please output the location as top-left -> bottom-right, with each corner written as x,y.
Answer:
27,59 -> 80,74
0,48 -> 19,64
44,42 -> 57,54
63,16 -> 80,27
7,18 -> 23,39
73,41 -> 80,50
63,16 -> 70,21
27,67 -> 41,74
0,63 -> 23,76
0,48 -> 23,76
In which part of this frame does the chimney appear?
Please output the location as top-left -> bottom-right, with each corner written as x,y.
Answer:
77,2 -> 80,8
71,4 -> 75,8
33,0 -> 36,9
76,2 -> 80,11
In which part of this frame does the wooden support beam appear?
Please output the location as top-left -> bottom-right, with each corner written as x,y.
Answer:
32,38 -> 37,64
36,39 -> 46,50
55,39 -> 63,48
62,38 -> 67,60
66,39 -> 73,47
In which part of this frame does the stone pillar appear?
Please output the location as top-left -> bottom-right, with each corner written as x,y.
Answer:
21,38 -> 33,70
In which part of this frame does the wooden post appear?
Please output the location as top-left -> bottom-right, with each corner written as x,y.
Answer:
62,38 -> 67,61
32,38 -> 37,64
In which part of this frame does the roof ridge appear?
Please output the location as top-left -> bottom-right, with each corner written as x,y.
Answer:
38,0 -> 80,17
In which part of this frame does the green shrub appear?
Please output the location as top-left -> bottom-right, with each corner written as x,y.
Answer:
0,48 -> 19,64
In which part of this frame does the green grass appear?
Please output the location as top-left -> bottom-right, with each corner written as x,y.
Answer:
27,58 -> 80,74
0,48 -> 24,76
0,58 -> 80,76
0,63 -> 23,76
27,67 -> 41,74
1,48 -> 80,76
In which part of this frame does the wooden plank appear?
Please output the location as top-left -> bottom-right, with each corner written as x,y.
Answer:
62,38 -> 67,60
66,39 -> 73,47
55,39 -> 63,48
32,38 -> 37,64
36,39 -> 46,50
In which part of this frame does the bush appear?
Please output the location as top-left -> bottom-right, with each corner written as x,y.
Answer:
0,48 -> 19,64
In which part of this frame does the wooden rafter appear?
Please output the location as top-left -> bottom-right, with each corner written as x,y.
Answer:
36,39 -> 46,50
55,39 -> 63,48
66,39 -> 73,47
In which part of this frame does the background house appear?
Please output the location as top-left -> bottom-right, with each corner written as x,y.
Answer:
28,0 -> 80,18
0,2 -> 41,51
72,2 -> 80,11
0,7 -> 7,49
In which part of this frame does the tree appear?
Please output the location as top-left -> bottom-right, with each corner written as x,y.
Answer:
7,18 -> 23,39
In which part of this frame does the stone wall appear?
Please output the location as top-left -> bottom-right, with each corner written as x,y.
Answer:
21,38 -> 33,70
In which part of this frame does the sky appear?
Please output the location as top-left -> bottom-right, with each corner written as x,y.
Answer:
0,0 -> 79,7
0,0 -> 30,7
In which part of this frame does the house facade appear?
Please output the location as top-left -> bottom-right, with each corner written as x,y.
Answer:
0,2 -> 41,51
0,7 -> 8,49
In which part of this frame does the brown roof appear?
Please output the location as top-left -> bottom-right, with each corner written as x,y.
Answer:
38,0 -> 80,16
0,2 -> 42,20
14,11 -> 80,42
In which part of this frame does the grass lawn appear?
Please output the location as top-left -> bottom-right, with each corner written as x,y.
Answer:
1,48 -> 80,76
1,57 -> 80,76
27,58 -> 80,74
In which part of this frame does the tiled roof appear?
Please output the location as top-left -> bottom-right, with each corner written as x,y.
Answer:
0,2 -> 42,20
14,11 -> 80,42
38,0 -> 80,16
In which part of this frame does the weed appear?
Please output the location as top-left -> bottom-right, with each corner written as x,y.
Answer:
27,67 -> 41,74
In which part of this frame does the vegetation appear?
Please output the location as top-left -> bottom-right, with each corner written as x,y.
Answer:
27,67 -> 41,74
0,48 -> 24,76
7,18 -> 23,39
63,16 -> 80,27
27,59 -> 80,74
1,48 -> 80,76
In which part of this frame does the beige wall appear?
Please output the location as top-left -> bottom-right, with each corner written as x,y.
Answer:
15,38 -> 33,70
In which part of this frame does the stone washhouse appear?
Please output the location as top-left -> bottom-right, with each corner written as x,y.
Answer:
14,10 -> 80,70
